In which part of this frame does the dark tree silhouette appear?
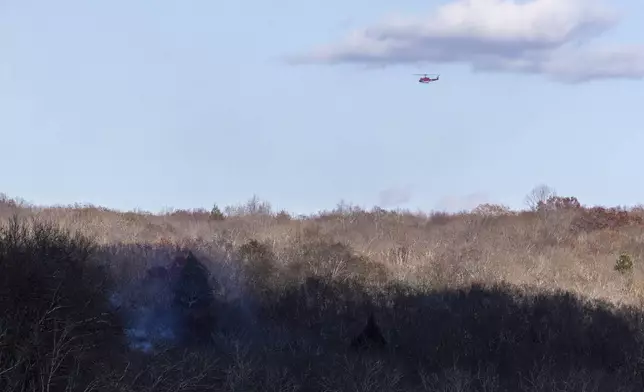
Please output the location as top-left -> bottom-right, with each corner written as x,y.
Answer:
350,313 -> 387,350
171,251 -> 217,346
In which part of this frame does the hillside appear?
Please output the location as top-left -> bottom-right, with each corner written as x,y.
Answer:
2,190 -> 644,391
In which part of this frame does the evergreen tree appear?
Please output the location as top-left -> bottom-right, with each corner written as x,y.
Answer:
171,251 -> 217,346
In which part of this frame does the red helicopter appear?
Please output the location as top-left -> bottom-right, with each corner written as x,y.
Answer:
414,73 -> 440,84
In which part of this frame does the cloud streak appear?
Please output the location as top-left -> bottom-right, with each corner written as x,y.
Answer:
288,0 -> 644,82
435,192 -> 490,212
378,185 -> 412,207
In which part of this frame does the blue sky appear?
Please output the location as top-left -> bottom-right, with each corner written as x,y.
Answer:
1,0 -> 643,214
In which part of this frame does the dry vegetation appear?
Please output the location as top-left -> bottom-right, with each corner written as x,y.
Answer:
3,187 -> 644,391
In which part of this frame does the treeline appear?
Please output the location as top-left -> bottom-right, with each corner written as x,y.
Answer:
3,214 -> 644,391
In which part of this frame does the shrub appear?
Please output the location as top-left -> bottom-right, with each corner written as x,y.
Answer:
238,239 -> 277,293
275,210 -> 292,223
210,204 -> 225,221
286,239 -> 388,285
615,253 -> 634,274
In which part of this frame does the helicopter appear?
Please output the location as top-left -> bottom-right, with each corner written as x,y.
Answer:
414,73 -> 440,83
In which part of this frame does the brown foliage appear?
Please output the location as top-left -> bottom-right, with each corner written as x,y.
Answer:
473,203 -> 513,216
5,194 -> 644,390
2,193 -> 644,303
285,238 -> 389,284
537,196 -> 582,212
572,206 -> 644,232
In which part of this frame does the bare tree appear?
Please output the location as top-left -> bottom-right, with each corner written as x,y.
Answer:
524,184 -> 556,211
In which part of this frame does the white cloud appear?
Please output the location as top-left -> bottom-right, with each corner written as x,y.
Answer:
289,0 -> 644,82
